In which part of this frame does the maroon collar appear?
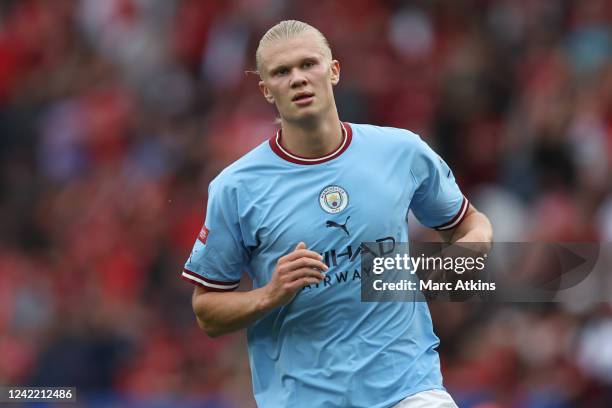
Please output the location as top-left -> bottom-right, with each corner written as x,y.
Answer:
269,122 -> 353,165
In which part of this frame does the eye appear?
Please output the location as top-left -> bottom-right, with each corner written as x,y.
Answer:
302,60 -> 315,69
274,67 -> 289,76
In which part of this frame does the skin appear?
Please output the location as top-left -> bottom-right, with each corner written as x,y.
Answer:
258,31 -> 342,158
192,242 -> 327,337
192,31 -> 493,337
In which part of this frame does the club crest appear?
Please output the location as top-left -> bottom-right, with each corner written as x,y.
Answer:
319,185 -> 349,214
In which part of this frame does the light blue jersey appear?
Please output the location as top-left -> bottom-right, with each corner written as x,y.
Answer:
182,123 -> 468,408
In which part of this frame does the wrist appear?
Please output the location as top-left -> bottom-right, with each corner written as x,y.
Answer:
256,285 -> 278,313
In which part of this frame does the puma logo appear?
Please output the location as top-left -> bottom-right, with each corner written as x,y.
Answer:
326,216 -> 351,236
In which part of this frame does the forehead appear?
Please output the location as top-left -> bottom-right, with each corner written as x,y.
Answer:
260,32 -> 327,71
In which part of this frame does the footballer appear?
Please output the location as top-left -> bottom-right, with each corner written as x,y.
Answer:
181,20 -> 493,408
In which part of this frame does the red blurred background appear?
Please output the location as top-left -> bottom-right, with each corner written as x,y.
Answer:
1,0 -> 611,407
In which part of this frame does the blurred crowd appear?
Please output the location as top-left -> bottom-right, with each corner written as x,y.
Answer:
0,0 -> 611,407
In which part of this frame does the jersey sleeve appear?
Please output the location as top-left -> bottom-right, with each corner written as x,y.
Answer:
181,178 -> 248,291
409,137 -> 469,231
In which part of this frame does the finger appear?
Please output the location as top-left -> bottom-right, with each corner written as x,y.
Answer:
278,249 -> 324,264
287,277 -> 322,291
283,268 -> 325,283
295,241 -> 306,251
285,257 -> 329,271
281,257 -> 328,273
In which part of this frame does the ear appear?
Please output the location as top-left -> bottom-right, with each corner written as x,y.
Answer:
259,80 -> 275,104
330,60 -> 340,86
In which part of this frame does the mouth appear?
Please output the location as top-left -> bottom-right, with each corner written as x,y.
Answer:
292,92 -> 315,105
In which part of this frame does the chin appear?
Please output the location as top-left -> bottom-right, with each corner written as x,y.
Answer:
291,112 -> 322,125
280,107 -> 317,122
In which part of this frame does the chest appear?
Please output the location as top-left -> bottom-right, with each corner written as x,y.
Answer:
245,165 -> 415,258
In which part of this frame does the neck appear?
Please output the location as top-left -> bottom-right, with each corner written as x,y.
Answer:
279,111 -> 342,158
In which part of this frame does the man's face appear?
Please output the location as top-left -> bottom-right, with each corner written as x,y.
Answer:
258,32 -> 340,124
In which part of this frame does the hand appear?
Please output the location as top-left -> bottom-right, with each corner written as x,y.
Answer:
263,242 -> 328,308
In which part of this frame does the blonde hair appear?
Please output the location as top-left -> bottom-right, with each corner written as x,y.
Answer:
256,20 -> 332,75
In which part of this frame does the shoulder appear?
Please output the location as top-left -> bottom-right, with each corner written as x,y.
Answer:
349,122 -> 428,152
209,140 -> 273,195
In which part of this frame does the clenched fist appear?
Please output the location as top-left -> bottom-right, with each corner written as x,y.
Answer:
263,242 -> 328,307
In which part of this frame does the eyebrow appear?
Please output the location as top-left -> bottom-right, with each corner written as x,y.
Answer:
268,56 -> 320,75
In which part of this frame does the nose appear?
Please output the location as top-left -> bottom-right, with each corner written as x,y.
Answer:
289,69 -> 307,88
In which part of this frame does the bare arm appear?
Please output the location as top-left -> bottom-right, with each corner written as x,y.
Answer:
191,242 -> 327,337
437,203 -> 493,249
192,286 -> 275,337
